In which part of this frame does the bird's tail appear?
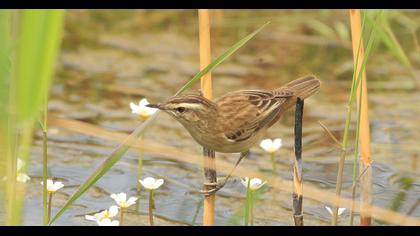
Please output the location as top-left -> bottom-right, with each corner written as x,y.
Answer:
283,75 -> 321,99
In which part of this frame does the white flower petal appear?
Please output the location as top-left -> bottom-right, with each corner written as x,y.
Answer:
155,179 -> 164,188
85,215 -> 97,221
97,218 -> 119,226
130,102 -> 140,114
108,205 -> 119,217
272,138 -> 282,149
53,182 -> 65,191
139,177 -> 164,190
139,98 -> 149,107
17,158 -> 24,171
127,197 -> 138,206
259,139 -> 272,151
325,206 -> 333,215
241,177 -> 250,188
17,173 -> 30,183
338,208 -> 346,216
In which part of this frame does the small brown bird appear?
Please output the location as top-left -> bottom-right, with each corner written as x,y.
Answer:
148,75 -> 320,193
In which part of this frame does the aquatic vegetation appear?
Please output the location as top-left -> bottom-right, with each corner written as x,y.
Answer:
85,205 -> 119,226
325,206 -> 346,216
130,98 -> 158,121
241,177 -> 266,226
16,159 -> 31,183
110,192 -> 137,225
40,179 -> 64,193
139,177 -> 164,226
139,177 -> 164,190
259,138 -> 283,172
41,179 -> 64,223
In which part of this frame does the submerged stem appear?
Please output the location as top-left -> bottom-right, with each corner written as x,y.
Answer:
250,191 -> 255,226
149,190 -> 154,226
244,180 -> 251,226
47,192 -> 53,223
42,130 -> 48,226
137,134 -> 144,193
270,152 -> 277,173
119,207 -> 125,226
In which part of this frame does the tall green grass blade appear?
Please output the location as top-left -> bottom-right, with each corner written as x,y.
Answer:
15,10 -> 65,125
365,10 -> 418,87
6,10 -> 65,225
0,9 -> 15,226
49,21 -> 270,225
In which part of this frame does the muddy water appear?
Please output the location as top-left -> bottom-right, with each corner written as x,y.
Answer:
23,10 -> 419,225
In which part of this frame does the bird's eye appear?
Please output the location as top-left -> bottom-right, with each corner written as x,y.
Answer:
176,107 -> 186,113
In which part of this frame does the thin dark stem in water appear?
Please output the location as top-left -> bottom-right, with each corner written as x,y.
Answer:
149,190 -> 154,226
293,98 -> 304,226
47,193 -> 53,223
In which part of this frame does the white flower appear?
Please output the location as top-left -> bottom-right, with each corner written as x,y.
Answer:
325,206 -> 346,216
41,179 -> 64,193
139,177 -> 164,190
259,138 -> 282,153
130,98 -> 157,119
241,177 -> 267,191
110,192 -> 138,208
97,218 -> 119,226
85,205 -> 119,222
17,158 -> 30,183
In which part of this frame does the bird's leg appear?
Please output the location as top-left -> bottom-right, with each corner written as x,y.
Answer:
200,150 -> 249,196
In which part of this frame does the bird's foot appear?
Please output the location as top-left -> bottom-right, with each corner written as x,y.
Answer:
199,181 -> 225,196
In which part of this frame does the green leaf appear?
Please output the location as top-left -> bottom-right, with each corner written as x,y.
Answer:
14,10 -> 65,125
49,21 -> 270,225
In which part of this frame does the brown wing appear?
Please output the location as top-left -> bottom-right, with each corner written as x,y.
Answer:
215,89 -> 293,143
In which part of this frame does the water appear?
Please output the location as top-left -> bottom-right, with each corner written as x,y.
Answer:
22,10 -> 419,225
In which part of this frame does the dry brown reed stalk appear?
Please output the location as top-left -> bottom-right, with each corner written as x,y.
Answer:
48,116 -> 420,226
349,9 -> 373,226
198,9 -> 216,226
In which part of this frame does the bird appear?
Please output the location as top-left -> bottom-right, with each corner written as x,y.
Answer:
147,75 -> 321,193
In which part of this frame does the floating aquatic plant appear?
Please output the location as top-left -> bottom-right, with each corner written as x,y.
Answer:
260,138 -> 282,172
241,177 -> 266,226
41,179 -> 64,223
110,192 -> 137,225
139,177 -> 164,226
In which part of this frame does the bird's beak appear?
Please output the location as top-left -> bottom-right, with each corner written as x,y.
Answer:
146,103 -> 161,109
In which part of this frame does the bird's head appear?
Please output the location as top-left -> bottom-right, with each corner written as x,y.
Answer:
147,94 -> 217,125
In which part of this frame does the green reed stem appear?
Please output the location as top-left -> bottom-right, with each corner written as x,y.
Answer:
149,190 -> 154,226
42,130 -> 48,226
349,68 -> 364,226
250,191 -> 255,226
47,192 -> 52,223
244,180 -> 251,226
270,152 -> 277,173
137,134 -> 144,193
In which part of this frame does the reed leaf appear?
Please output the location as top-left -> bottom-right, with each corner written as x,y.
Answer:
49,21 -> 270,225
14,10 -> 65,125
331,9 -> 382,225
12,10 -> 65,225
0,9 -> 14,226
